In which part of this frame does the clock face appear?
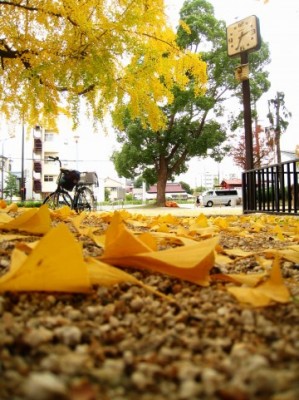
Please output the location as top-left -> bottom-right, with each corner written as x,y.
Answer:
227,15 -> 261,57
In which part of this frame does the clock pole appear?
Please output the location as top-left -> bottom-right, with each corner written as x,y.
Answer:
241,52 -> 254,171
226,15 -> 261,212
241,52 -> 255,211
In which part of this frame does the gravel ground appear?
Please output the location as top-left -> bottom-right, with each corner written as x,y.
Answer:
0,210 -> 299,400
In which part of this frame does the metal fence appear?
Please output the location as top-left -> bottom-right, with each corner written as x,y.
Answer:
242,158 -> 299,215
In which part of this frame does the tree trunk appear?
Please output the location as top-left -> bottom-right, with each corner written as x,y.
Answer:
156,157 -> 168,206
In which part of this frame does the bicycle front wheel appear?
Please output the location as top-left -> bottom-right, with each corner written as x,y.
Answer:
74,186 -> 96,212
43,191 -> 73,210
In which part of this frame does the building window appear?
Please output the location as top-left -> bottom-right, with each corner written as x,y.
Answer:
44,133 -> 54,142
44,175 -> 54,182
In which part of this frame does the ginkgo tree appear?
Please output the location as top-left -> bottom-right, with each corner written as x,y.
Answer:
0,0 -> 207,130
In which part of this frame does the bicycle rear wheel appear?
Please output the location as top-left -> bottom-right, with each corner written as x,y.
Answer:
74,186 -> 96,212
43,191 -> 73,210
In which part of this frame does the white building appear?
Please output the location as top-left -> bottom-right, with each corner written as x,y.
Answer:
6,125 -> 105,202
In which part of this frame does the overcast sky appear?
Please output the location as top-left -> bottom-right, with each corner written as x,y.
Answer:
165,0 -> 299,152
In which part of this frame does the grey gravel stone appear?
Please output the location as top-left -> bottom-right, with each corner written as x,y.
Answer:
0,214 -> 299,400
23,372 -> 67,400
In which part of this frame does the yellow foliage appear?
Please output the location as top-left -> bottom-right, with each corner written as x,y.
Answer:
0,205 -> 51,234
100,212 -> 218,286
0,207 -> 297,308
0,224 -> 91,293
227,255 -> 291,307
0,0 -> 207,130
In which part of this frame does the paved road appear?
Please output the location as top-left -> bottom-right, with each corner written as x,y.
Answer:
97,204 -> 243,217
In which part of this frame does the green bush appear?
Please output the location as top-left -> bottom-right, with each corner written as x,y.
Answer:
16,201 -> 43,208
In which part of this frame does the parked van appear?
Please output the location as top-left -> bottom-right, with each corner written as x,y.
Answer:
200,189 -> 240,207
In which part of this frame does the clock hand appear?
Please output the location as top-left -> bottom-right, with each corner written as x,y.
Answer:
235,32 -> 246,50
235,28 -> 255,50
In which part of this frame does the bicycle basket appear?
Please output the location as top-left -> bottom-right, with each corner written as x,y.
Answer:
59,170 -> 80,191
79,171 -> 99,187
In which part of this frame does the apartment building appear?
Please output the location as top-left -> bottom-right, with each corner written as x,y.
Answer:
28,126 -> 104,202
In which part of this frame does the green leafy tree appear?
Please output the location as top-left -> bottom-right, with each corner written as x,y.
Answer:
104,188 -> 110,202
4,173 -> 19,200
134,176 -> 144,189
112,0 -> 271,206
180,181 -> 192,195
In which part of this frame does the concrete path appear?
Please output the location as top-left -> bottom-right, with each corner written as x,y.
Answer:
97,204 -> 243,217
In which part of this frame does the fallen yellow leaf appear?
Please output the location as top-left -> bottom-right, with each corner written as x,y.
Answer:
212,272 -> 266,286
0,213 -> 13,223
104,212 -> 154,258
6,203 -> 18,212
86,257 -> 171,300
227,255 -> 291,307
223,248 -> 255,258
0,204 -> 51,234
101,234 -> 218,286
0,233 -> 27,243
0,224 -> 91,293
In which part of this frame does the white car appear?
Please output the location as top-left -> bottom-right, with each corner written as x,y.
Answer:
200,189 -> 240,207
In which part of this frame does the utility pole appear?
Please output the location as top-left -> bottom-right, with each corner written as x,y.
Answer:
274,95 -> 282,165
21,121 -> 26,202
268,92 -> 291,166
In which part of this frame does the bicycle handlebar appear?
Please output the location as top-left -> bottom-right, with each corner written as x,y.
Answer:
47,156 -> 62,168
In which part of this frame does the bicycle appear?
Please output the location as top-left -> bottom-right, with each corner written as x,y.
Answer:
43,156 -> 98,212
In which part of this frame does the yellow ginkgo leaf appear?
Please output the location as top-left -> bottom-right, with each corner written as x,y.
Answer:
227,255 -> 290,306
101,237 -> 218,286
287,245 -> 299,252
49,205 -> 74,219
138,232 -> 157,251
0,213 -> 13,223
15,241 -> 39,253
213,217 -> 229,230
0,233 -> 26,243
0,204 -> 51,234
256,254 -> 291,303
194,213 -> 209,227
278,249 -> 299,264
212,272 -> 266,286
86,257 -> 170,300
223,248 -> 255,258
156,223 -> 170,233
215,253 -> 235,266
150,231 -> 197,247
104,212 -> 154,258
227,287 -> 272,307
87,229 -> 106,248
70,212 -> 87,232
156,214 -> 178,224
6,203 -> 18,212
188,225 -> 218,238
0,223 -> 91,293
126,219 -> 149,229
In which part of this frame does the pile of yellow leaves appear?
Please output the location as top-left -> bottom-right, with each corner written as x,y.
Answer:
0,202 -> 298,308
